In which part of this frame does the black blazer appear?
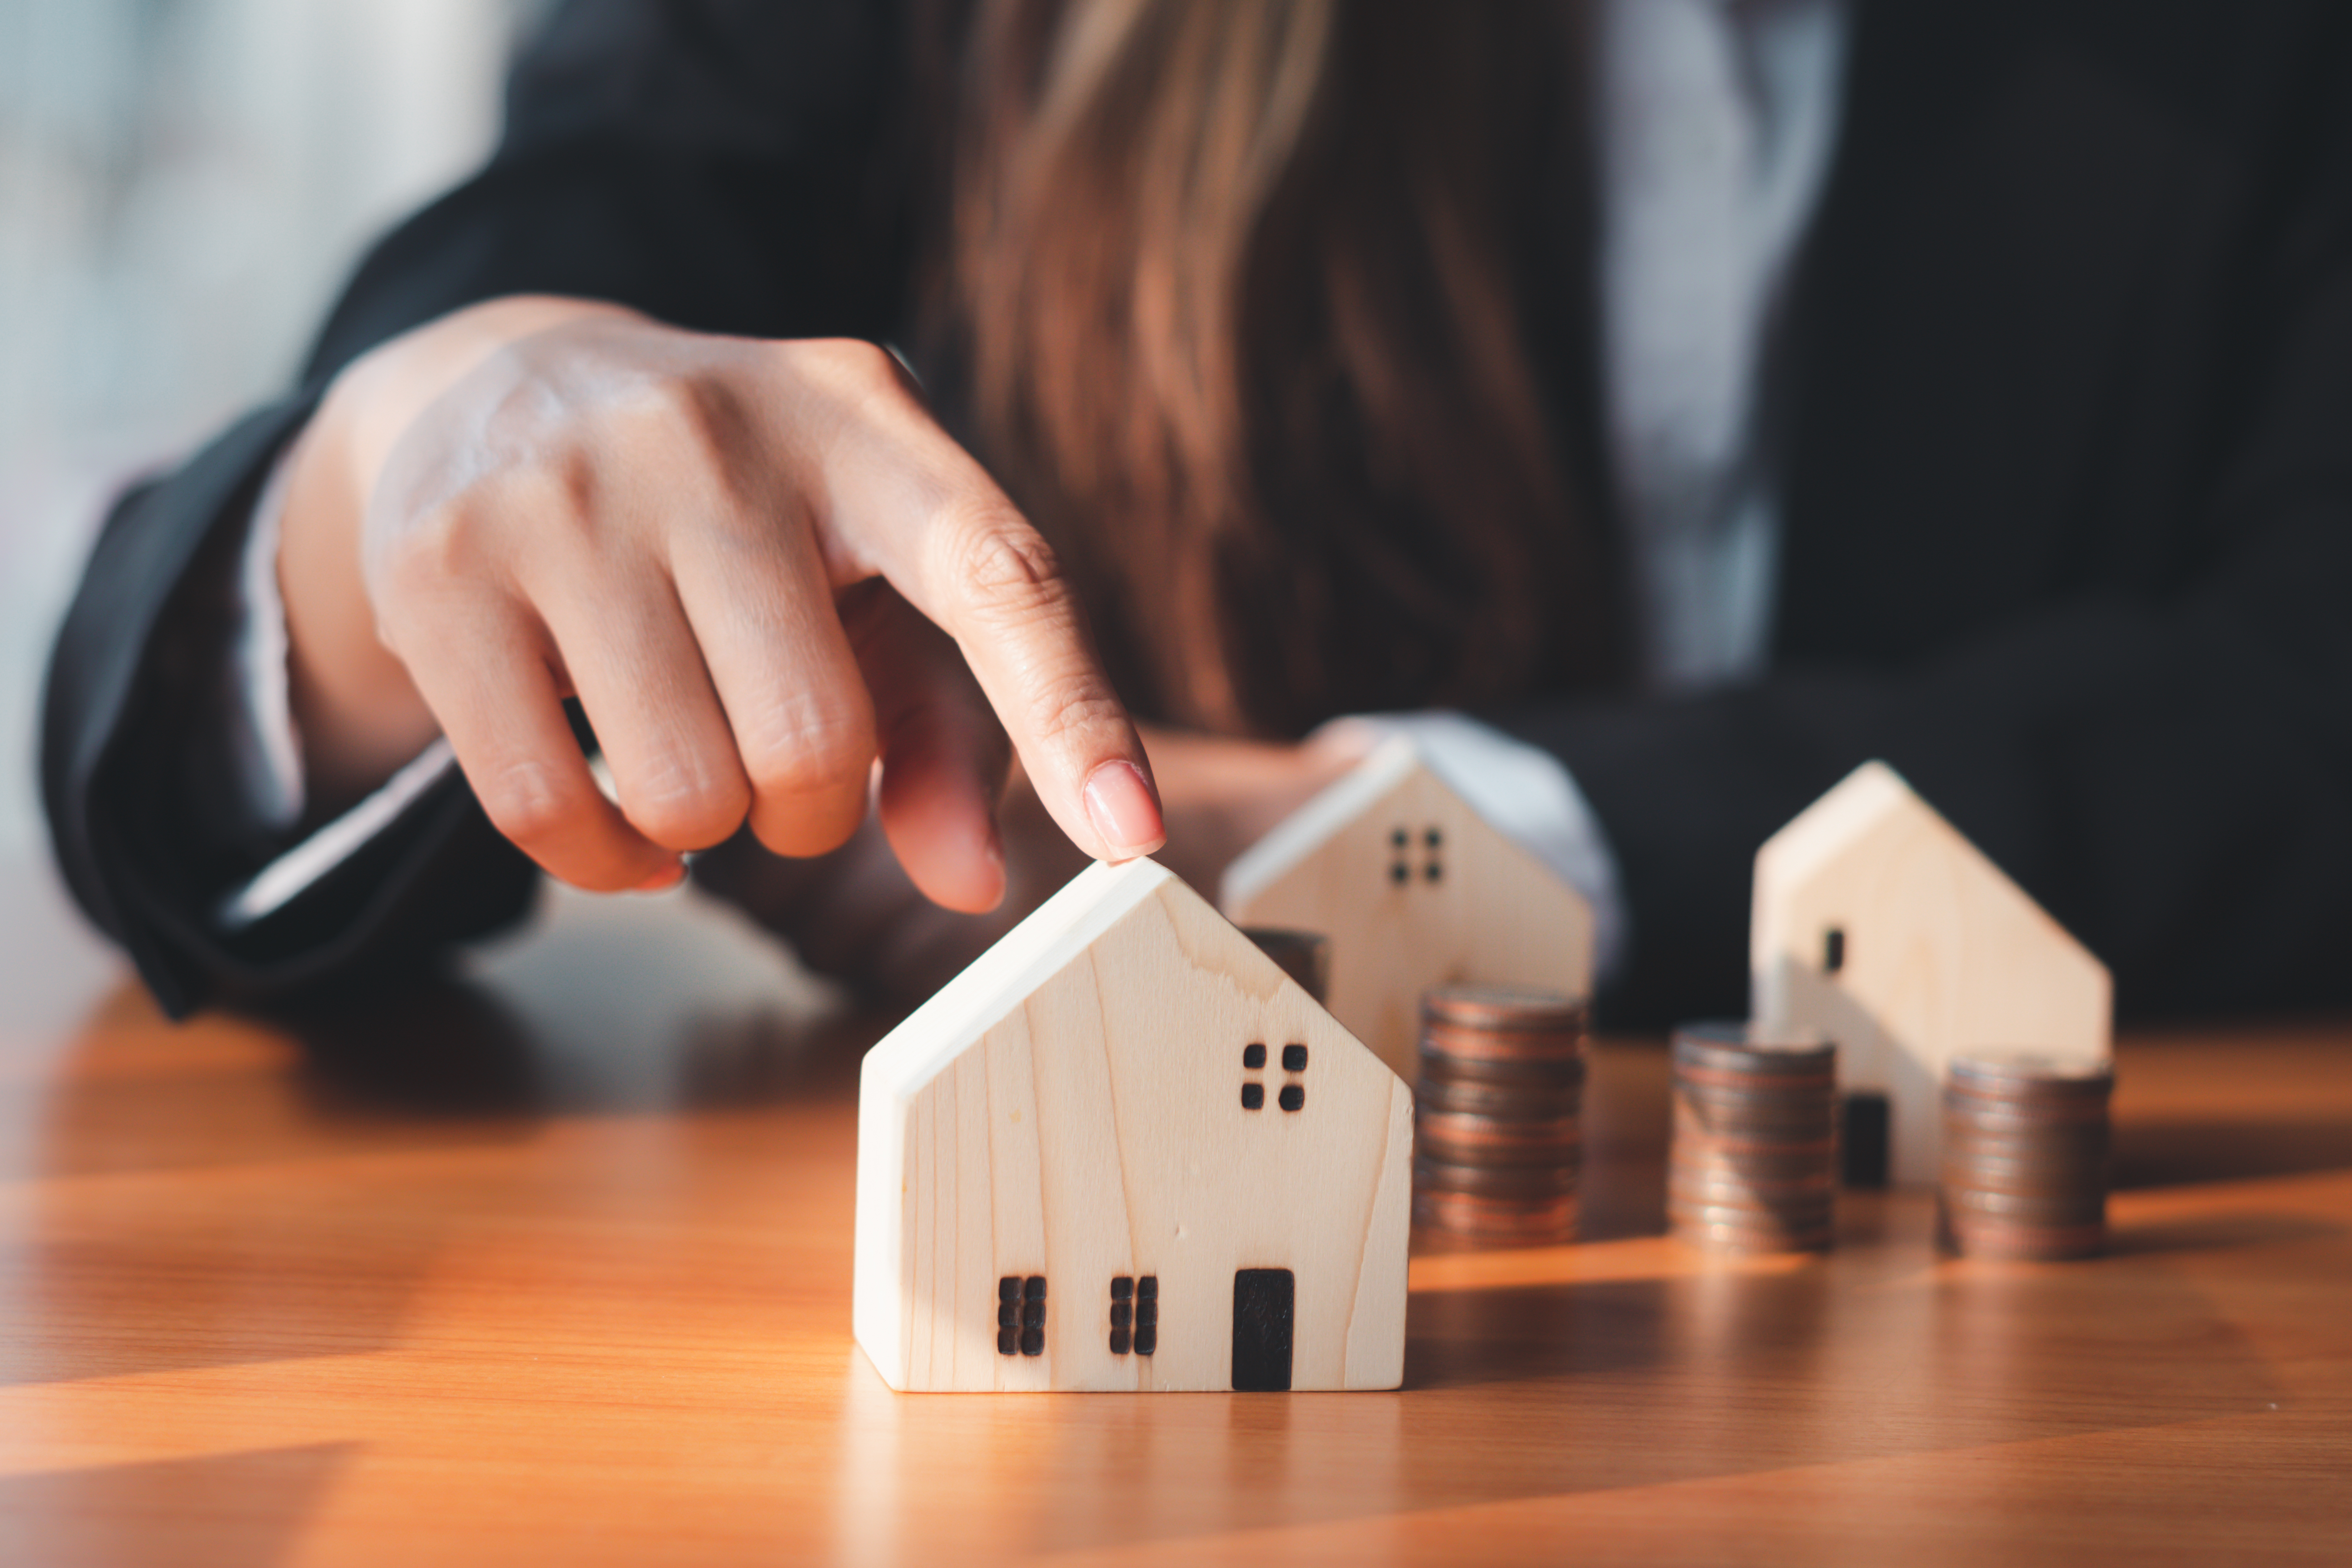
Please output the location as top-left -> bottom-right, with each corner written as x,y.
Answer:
42,0 -> 2352,1025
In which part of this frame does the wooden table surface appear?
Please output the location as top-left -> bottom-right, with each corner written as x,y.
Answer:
1,856 -> 2347,1566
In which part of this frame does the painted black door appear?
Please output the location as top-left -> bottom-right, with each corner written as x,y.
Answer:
1231,1268 -> 1295,1391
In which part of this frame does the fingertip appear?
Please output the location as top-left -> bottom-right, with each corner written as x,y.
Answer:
880,777 -> 1008,915
950,823 -> 1010,915
1081,759 -> 1165,861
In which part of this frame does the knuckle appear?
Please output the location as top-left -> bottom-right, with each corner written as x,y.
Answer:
1023,681 -> 1129,754
741,707 -> 877,804
376,449 -> 596,600
473,757 -> 595,851
940,511 -> 1072,624
374,494 -> 483,598
791,337 -> 903,395
557,365 -> 740,488
625,368 -> 711,436
621,762 -> 750,851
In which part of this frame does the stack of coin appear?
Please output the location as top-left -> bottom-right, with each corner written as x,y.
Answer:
1412,985 -> 1587,1244
1668,1021 -> 1838,1253
1940,1052 -> 2112,1260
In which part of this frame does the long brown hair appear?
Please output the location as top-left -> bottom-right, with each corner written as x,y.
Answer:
924,0 -> 1621,735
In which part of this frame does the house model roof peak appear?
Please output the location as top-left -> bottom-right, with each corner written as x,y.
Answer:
1221,735 -> 1426,912
1755,760 -> 2096,968
1217,733 -> 1595,1080
1759,761 -> 1921,887
866,857 -> 1179,1096
865,856 -> 1384,1104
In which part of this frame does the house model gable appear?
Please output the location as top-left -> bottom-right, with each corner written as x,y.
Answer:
855,858 -> 1413,1393
1221,737 -> 1594,1080
1751,761 -> 2112,1186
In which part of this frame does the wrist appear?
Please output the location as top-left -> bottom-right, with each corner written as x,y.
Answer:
278,299 -> 608,806
277,384 -> 431,808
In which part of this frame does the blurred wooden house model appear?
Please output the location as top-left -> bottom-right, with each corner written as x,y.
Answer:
1751,761 -> 2112,1187
1221,737 -> 1595,1080
854,858 -> 1412,1393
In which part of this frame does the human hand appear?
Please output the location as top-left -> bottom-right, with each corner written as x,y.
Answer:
698,724 -> 1369,999
276,297 -> 1164,912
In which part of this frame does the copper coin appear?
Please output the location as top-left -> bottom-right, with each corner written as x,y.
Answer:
1419,1047 -> 1590,1090
1948,1052 -> 2114,1098
1415,1076 -> 1584,1118
1417,1106 -> 1582,1142
1673,1071 -> 1835,1104
1673,1095 -> 1837,1140
1666,1194 -> 1836,1229
1672,1173 -> 1839,1208
1416,1108 -> 1583,1161
1941,1151 -> 2109,1184
1671,1127 -> 1839,1163
1669,1203 -> 1835,1234
1948,1177 -> 2108,1207
1414,1156 -> 1579,1198
1669,1168 -> 1838,1205
1673,1104 -> 1837,1140
1942,1091 -> 2110,1129
1670,1215 -> 1834,1254
1674,1078 -> 1837,1114
1940,1152 -> 2108,1192
1413,1189 -> 1579,1243
1423,984 -> 1588,1033
1947,1128 -> 2117,1166
1671,1144 -> 1840,1181
1673,1060 -> 1837,1094
1669,1199 -> 1835,1230
1422,1020 -> 1586,1065
1671,1020 -> 1836,1075
1940,1184 -> 2105,1223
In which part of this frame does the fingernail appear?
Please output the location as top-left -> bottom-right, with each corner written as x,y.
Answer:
1083,760 -> 1165,860
636,860 -> 686,893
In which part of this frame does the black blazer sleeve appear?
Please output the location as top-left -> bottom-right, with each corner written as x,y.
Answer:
41,0 -> 917,1017
1506,1 -> 2352,1028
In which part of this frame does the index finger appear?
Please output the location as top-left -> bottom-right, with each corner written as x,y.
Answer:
800,349 -> 1165,864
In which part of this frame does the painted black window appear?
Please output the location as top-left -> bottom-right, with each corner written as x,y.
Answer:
1111,1275 -> 1157,1355
1391,823 -> 1446,884
998,1275 -> 1047,1355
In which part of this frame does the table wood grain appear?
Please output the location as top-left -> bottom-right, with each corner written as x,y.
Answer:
1,857 -> 2347,1566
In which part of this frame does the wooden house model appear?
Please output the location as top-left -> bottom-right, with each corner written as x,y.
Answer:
1751,762 -> 2112,1186
1221,737 -> 1595,1081
854,857 -> 1413,1393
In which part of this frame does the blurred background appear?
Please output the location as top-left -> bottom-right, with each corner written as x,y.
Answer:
0,0 -> 551,861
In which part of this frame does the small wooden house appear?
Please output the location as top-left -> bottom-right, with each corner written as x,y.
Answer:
1751,762 -> 2112,1187
854,858 -> 1412,1393
1221,737 -> 1595,1081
